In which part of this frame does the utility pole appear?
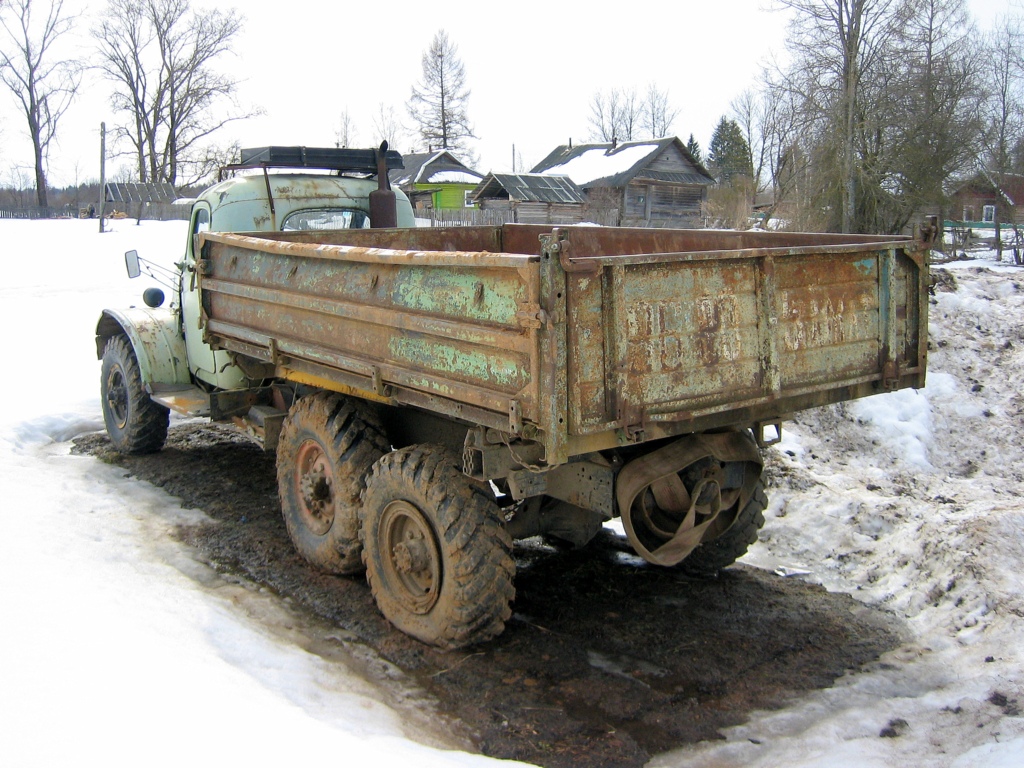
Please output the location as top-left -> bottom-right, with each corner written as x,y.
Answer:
98,122 -> 106,233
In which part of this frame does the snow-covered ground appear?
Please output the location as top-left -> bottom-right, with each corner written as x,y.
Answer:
1,218 -> 1022,767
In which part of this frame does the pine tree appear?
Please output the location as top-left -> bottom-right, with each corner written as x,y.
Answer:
407,30 -> 475,153
708,117 -> 753,184
686,133 -> 704,166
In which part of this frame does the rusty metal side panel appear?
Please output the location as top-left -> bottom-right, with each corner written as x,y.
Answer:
774,251 -> 883,388
251,224 -> 554,258
550,224 -> 912,258
252,226 -> 508,253
199,235 -> 542,425
564,237 -> 926,438
567,257 -> 764,434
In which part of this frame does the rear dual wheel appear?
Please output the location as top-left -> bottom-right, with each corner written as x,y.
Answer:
360,445 -> 515,649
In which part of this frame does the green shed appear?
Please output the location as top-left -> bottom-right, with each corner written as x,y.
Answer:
389,150 -> 484,212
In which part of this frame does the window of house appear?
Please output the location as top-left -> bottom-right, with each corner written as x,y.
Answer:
464,190 -> 476,208
983,205 -> 996,223
963,206 -> 975,222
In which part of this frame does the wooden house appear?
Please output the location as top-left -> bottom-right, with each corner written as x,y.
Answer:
470,173 -> 588,224
949,172 -> 1024,227
389,150 -> 484,211
530,137 -> 715,227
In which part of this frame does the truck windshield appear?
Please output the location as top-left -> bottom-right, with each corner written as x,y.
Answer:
281,209 -> 369,231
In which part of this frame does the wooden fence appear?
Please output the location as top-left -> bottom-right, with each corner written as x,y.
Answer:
0,206 -> 69,220
416,207 -> 620,228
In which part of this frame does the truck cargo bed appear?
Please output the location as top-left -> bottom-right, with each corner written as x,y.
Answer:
198,224 -> 928,465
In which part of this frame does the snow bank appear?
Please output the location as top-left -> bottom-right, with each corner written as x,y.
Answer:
683,252 -> 1024,765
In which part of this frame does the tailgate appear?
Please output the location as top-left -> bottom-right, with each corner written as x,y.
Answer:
559,229 -> 927,440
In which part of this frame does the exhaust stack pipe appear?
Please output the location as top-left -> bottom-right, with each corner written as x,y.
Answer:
370,140 -> 398,228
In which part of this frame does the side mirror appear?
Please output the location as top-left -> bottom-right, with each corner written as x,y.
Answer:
125,250 -> 141,279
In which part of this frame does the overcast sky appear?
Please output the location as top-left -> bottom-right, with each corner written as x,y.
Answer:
0,0 -> 1013,188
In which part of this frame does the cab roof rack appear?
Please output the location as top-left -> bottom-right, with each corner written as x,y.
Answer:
220,146 -> 404,180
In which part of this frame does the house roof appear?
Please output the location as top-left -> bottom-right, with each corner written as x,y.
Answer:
105,181 -> 178,204
993,173 -> 1024,207
530,137 -> 714,188
471,173 -> 586,204
389,150 -> 483,187
952,171 -> 1024,207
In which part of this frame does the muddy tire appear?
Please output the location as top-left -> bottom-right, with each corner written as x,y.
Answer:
100,335 -> 169,454
277,392 -> 389,575
360,445 -> 515,649
677,481 -> 768,577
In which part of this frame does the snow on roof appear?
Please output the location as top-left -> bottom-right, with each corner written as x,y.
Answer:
539,144 -> 656,186
423,170 -> 482,185
389,150 -> 481,187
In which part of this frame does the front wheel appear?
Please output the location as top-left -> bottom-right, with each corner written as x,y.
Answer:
360,445 -> 515,648
100,335 -> 169,454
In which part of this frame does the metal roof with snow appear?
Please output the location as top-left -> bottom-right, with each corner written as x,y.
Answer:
531,137 -> 713,189
472,173 -> 586,204
389,150 -> 482,187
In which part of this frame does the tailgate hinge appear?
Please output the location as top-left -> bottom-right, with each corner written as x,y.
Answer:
550,236 -> 600,275
371,365 -> 391,397
516,302 -> 565,329
509,398 -> 523,435
516,302 -> 548,329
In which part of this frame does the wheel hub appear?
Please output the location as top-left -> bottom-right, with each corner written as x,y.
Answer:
379,500 -> 441,614
295,440 -> 335,534
300,468 -> 332,517
106,367 -> 129,428
393,534 -> 431,573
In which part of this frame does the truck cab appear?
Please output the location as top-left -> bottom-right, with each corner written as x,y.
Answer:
97,145 -> 414,421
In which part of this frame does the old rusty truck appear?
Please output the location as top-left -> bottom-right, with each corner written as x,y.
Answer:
96,145 -> 931,649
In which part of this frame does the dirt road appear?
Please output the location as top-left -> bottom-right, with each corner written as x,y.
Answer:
75,425 -> 901,768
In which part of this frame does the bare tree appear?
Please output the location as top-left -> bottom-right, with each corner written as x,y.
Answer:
371,102 -> 407,150
640,83 -> 680,138
94,0 -> 256,186
407,29 -> 474,153
982,15 -> 1024,175
3,165 -> 33,206
588,87 -> 640,142
884,0 -> 982,228
766,0 -> 982,233
335,107 -> 357,148
590,85 -> 680,143
759,73 -> 815,227
779,0 -> 905,232
0,0 -> 80,207
731,89 -> 769,191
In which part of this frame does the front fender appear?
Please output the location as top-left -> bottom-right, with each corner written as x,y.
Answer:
96,307 -> 191,390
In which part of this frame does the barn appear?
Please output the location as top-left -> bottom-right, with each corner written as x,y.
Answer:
469,173 -> 589,224
530,137 -> 714,227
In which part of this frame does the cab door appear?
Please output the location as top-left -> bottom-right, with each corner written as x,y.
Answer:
182,202 -> 248,389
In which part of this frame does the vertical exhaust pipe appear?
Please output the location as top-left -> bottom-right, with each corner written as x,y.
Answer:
370,140 -> 398,228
